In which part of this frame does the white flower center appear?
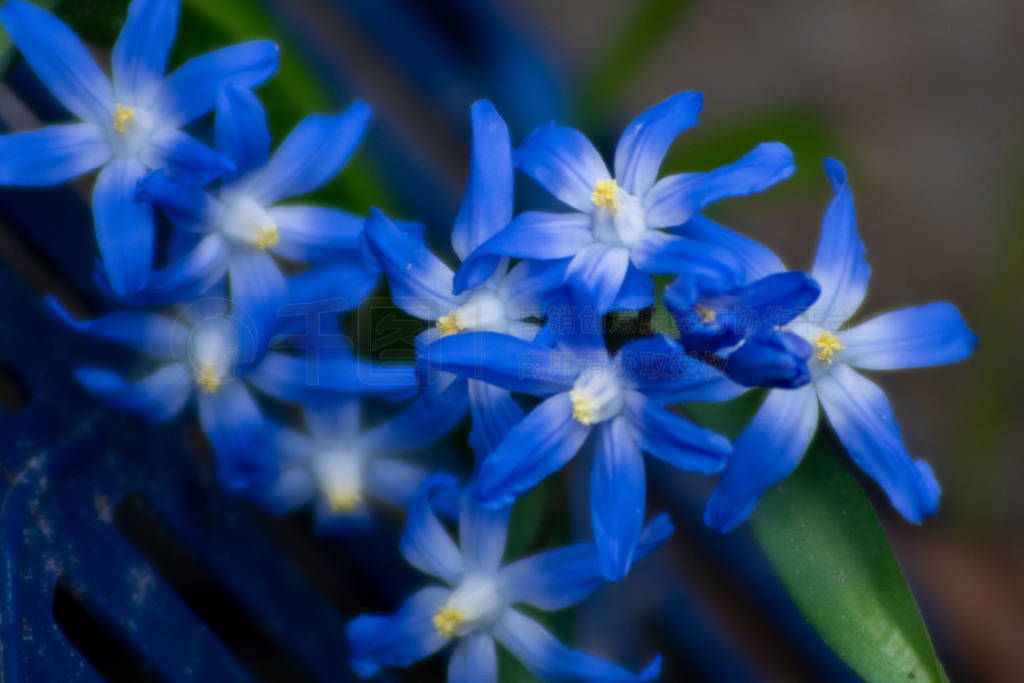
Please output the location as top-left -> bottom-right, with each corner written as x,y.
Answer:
218,195 -> 279,251
787,318 -> 845,373
312,448 -> 364,512
590,179 -> 647,248
187,317 -> 239,393
110,104 -> 157,160
436,290 -> 508,336
569,364 -> 624,425
433,573 -> 505,638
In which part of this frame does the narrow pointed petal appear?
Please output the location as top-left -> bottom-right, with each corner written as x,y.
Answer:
473,393 -> 590,506
364,458 -> 428,508
452,99 -> 513,261
840,302 -> 977,371
611,266 -> 655,310
628,394 -> 731,474
75,364 -> 191,423
361,380 -> 469,453
618,334 -> 746,403
256,464 -> 316,515
247,351 -> 418,404
495,610 -> 661,682
459,494 -> 510,573
809,158 -> 870,324
400,475 -> 465,583
0,124 -> 110,185
135,169 -> 215,227
215,83 -> 270,177
494,259 -> 567,320
197,381 -> 275,491
671,214 -> 786,283
246,101 -> 371,204
644,142 -> 795,228
566,244 -> 630,314
467,380 -> 524,462
158,40 -> 279,125
116,234 -> 229,306
515,122 -> 611,211
614,91 -> 703,196
113,0 -> 180,105
228,252 -> 287,360
93,158 -> 154,295
364,208 -> 459,318
46,295 -> 186,359
454,211 -> 591,294
142,127 -> 234,186
630,230 -> 744,292
449,633 -> 498,683
280,259 -> 379,333
724,332 -> 813,388
817,364 -> 940,523
420,332 -> 579,396
347,586 -> 452,677
590,418 -> 646,580
1,0 -> 113,122
705,386 -> 819,531
268,206 -> 364,262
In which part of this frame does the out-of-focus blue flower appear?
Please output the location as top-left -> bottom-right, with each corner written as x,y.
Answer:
124,84 -> 376,320
421,326 -> 739,580
364,100 -> 564,460
0,0 -> 279,295
347,476 -> 670,682
45,293 -> 417,492
704,159 -> 978,531
454,92 -> 796,313
255,390 -> 467,531
665,270 -> 821,388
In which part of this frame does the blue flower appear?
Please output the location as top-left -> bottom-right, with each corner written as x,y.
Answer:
45,292 -> 417,492
255,390 -> 467,531
0,0 -> 279,295
704,159 -> 978,531
420,326 -> 738,580
347,476 -> 670,681
454,92 -> 796,313
123,84 -> 376,319
364,100 -> 564,460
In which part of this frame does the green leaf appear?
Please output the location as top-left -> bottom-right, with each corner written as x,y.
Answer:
750,435 -> 949,683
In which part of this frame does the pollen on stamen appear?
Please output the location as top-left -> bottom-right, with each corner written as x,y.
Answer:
436,313 -> 463,337
814,331 -> 844,363
196,367 -> 223,394
695,304 -> 717,324
591,179 -> 620,212
252,223 -> 279,251
113,104 -> 135,134
569,389 -> 597,425
327,488 -> 361,512
432,606 -> 465,638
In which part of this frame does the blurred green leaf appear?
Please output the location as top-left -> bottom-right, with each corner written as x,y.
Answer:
751,434 -> 949,683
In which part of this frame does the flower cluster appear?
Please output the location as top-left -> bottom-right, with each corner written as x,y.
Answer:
4,1 -> 977,680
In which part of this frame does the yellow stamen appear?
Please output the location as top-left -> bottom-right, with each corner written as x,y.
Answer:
327,488 -> 361,512
569,389 -> 598,425
591,179 -> 619,212
252,222 -> 279,250
814,331 -> 844,363
113,104 -> 135,134
433,606 -> 465,638
695,304 -> 717,324
436,313 -> 463,337
196,367 -> 222,394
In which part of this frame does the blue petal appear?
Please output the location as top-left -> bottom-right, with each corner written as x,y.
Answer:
473,393 -> 590,506
364,208 -> 459,318
644,142 -> 795,228
110,234 -> 229,306
93,158 -> 154,295
0,1 -> 113,122
157,40 -> 279,125
215,84 -> 270,178
590,417 -> 646,580
254,464 -> 316,515
808,158 -> 870,324
705,386 -> 819,531
142,127 -> 233,186
303,400 -> 360,442
365,458 -> 428,509
617,334 -> 745,404
268,205 -> 364,262
247,351 -> 419,404
46,295 -> 187,358
135,169 -> 215,227
494,259 -> 568,320
227,252 -> 288,360
500,513 -> 673,610
816,364 -> 940,523
459,492 -> 510,572
449,633 -> 498,683
614,91 -> 703,196
245,101 -> 371,204
671,214 -> 785,284
566,244 -> 630,314
629,230 -> 744,292
724,332 -> 812,388
494,609 -> 661,683
419,332 -> 579,396
451,99 -> 513,261
515,122 -> 610,212
627,394 -> 731,474
610,267 -> 654,311
839,302 -> 977,371
454,211 -> 592,294
75,363 -> 191,423
112,0 -> 180,105
276,259 -> 378,338
197,381 -> 276,492
347,586 -> 451,677
467,380 -> 523,462
361,380 -> 469,452
400,475 -> 465,583
0,124 -> 110,185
